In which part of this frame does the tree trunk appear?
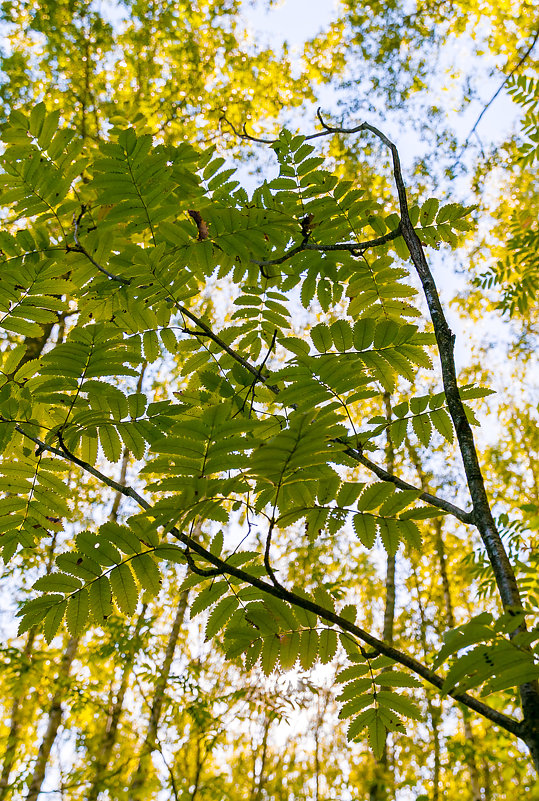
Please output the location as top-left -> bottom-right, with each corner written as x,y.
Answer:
25,636 -> 79,801
1,531 -> 62,800
369,393 -> 396,801
407,437 -> 486,794
250,716 -> 271,801
86,604 -> 148,801
462,714 -> 482,801
127,591 -> 189,799
0,631 -> 37,800
87,429 -> 149,800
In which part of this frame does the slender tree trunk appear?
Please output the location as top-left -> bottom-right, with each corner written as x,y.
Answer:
1,526 -> 62,799
25,636 -> 79,801
127,591 -> 189,799
0,630 -> 37,800
312,688 -> 330,801
86,603 -> 148,801
314,715 -> 320,801
434,520 -> 483,797
3,314 -> 62,795
432,517 -> 455,629
431,704 -> 441,801
189,732 -> 203,801
482,758 -> 492,801
462,714 -> 482,801
407,437 -> 486,794
369,393 -> 396,801
433,521 -> 483,797
86,414 -> 149,800
412,563 -> 442,800
250,716 -> 271,801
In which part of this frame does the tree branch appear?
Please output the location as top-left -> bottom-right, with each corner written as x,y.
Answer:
354,119 -> 524,613
13,424 -> 524,742
177,304 -> 280,393
69,210 -> 130,284
346,444 -> 475,524
253,227 -> 402,267
15,425 -> 151,511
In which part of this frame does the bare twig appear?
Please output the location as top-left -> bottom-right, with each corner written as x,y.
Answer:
263,517 -> 283,589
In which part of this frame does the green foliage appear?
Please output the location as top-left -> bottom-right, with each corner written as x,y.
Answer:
477,74 -> 539,317
0,102 -> 535,775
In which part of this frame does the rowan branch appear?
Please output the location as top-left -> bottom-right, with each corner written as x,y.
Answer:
15,425 -> 150,511
70,210 -> 129,284
177,304 -> 280,393
12,422 -> 524,741
346,444 -> 475,524
253,227 -> 402,267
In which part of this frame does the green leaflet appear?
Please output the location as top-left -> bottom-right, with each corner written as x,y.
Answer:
376,691 -> 422,720
319,628 -> 338,663
33,572 -> 82,594
205,596 -> 239,640
131,553 -> 162,598
89,576 -> 114,623
190,581 -> 229,618
66,589 -> 89,636
299,628 -> 319,670
368,716 -> 387,759
261,633 -> 281,675
43,601 -> 67,644
110,563 -> 139,616
347,708 -> 377,742
279,631 -> 301,669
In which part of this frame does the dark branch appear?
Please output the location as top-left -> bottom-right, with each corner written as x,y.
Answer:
253,227 -> 402,268
346,444 -> 475,524
360,119 -> 524,613
14,422 -> 523,741
263,518 -> 283,589
16,425 -> 150,511
177,304 -> 280,393
163,525 -> 525,740
70,209 -> 129,284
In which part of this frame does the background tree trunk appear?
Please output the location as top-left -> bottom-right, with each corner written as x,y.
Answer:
128,591 -> 189,799
25,636 -> 79,801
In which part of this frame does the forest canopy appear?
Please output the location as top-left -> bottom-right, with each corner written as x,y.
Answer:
0,2 -> 538,800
